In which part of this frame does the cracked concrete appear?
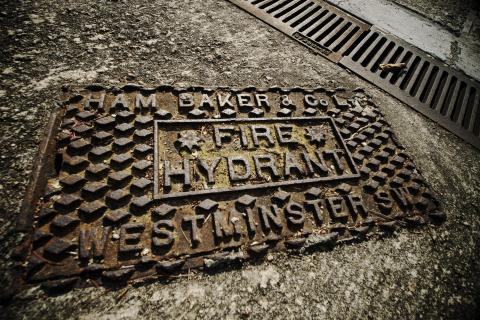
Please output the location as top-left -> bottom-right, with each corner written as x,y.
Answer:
0,0 -> 479,319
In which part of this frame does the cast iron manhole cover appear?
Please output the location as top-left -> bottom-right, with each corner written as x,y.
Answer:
16,85 -> 443,291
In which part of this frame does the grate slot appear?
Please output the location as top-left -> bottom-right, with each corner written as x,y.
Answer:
258,0 -> 279,9
359,36 -> 386,68
301,10 -> 330,34
424,68 -> 444,106
342,29 -> 368,57
429,71 -> 449,109
331,25 -> 359,52
314,16 -> 344,43
369,40 -> 395,72
468,92 -> 479,133
322,20 -> 350,47
290,5 -> 322,28
446,81 -> 465,119
351,32 -> 378,62
388,50 -> 412,84
276,0 -> 306,19
287,3 -> 318,25
283,1 -> 313,22
296,7 -> 326,31
433,73 -> 453,111
461,88 -> 476,129
307,12 -> 336,39
359,36 -> 386,67
265,0 -> 290,12
399,56 -> 421,90
452,83 -> 469,122
403,57 -> 425,93
442,78 -> 460,116
408,61 -> 430,97
378,45 -> 403,78
419,66 -> 439,103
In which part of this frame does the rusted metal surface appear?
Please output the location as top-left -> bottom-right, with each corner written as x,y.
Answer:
17,106 -> 64,232
17,85 -> 443,292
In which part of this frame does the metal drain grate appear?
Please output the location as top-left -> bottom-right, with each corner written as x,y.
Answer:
340,27 -> 480,149
228,0 -> 370,62
227,0 -> 480,149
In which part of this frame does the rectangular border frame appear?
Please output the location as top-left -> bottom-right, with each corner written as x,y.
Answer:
154,116 -> 361,200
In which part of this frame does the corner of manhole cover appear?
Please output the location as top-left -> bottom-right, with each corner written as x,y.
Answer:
13,84 -> 444,294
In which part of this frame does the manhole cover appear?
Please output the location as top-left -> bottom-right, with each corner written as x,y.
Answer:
16,85 -> 443,291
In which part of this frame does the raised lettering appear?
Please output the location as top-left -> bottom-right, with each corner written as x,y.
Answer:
304,94 -> 319,108
250,125 -> 274,147
237,93 -> 254,109
324,150 -> 345,173
305,199 -> 324,225
119,223 -> 144,253
275,124 -> 297,144
302,151 -> 328,176
243,207 -> 257,233
217,93 -> 233,109
164,159 -> 191,187
198,157 -> 221,184
326,197 -> 349,219
214,126 -> 234,147
178,93 -> 194,111
213,210 -> 242,239
253,154 -> 280,179
183,214 -> 204,246
375,191 -> 393,214
280,95 -> 295,108
111,94 -> 128,112
255,94 -> 270,109
135,93 -> 156,112
285,152 -> 305,177
227,156 -> 251,181
239,126 -> 249,148
391,188 -> 414,210
346,194 -> 367,217
79,227 -> 111,260
85,92 -> 105,111
259,205 -> 282,231
199,94 -> 214,109
152,220 -> 174,247
285,202 -> 305,226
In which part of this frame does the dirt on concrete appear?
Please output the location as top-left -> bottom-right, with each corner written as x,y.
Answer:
391,0 -> 478,35
0,0 -> 479,319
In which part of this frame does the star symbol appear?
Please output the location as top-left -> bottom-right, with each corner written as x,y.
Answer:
175,130 -> 203,152
305,128 -> 325,146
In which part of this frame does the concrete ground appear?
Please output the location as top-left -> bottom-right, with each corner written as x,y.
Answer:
330,0 -> 480,81
391,0 -> 479,34
0,0 -> 479,319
